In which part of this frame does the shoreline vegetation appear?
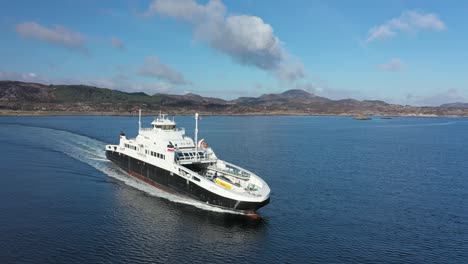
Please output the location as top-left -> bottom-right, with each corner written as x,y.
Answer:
1,80 -> 468,117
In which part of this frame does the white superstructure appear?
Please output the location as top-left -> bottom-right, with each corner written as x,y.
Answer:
105,111 -> 270,211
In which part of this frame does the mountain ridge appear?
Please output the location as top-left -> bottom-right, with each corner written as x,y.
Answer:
440,102 -> 468,108
1,80 -> 467,116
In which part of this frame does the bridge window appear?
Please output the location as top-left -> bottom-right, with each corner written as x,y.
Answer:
154,125 -> 175,130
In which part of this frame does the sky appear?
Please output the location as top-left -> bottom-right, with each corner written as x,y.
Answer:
1,0 -> 467,105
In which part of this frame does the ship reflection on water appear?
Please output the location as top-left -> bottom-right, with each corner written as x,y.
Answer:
103,177 -> 268,263
115,181 -> 269,226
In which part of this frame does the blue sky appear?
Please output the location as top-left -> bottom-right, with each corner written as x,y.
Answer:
0,0 -> 467,105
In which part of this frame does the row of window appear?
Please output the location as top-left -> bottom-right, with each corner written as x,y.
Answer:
153,125 -> 176,130
124,143 -> 137,151
124,143 -> 165,160
145,150 -> 165,160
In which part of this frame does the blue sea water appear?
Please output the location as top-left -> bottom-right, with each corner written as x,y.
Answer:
0,115 -> 467,263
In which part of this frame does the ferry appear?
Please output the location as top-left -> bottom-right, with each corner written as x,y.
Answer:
105,111 -> 270,213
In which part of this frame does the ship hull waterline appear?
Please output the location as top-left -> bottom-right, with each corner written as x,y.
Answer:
106,150 -> 270,213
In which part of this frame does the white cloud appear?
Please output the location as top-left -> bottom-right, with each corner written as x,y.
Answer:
111,36 -> 125,51
367,25 -> 395,42
15,22 -> 87,53
406,89 -> 467,106
275,63 -> 306,82
366,10 -> 446,42
145,0 -> 305,82
146,0 -> 225,22
138,56 -> 191,85
378,58 -> 404,71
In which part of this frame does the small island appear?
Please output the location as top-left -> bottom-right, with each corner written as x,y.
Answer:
353,114 -> 372,120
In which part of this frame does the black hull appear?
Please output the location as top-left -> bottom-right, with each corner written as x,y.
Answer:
106,150 -> 269,212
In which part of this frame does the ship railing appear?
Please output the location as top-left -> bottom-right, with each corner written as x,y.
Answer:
176,153 -> 210,160
177,164 -> 261,196
177,165 -> 247,193
209,167 -> 250,180
176,152 -> 215,163
139,127 -> 185,132
211,160 -> 252,179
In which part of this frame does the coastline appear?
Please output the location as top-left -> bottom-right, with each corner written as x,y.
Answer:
1,110 -> 467,118
2,81 -> 467,118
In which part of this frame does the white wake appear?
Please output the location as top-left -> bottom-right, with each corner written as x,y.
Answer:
19,125 -> 243,215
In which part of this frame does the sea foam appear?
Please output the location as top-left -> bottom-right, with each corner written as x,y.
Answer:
23,125 -> 243,215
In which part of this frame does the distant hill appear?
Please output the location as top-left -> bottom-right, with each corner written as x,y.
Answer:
0,81 -> 52,102
440,102 -> 468,108
232,89 -> 329,105
1,80 -> 467,116
153,92 -> 227,105
51,84 -> 154,103
0,81 -> 230,113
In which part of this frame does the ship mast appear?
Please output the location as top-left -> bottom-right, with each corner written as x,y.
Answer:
138,108 -> 141,133
195,113 -> 198,153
